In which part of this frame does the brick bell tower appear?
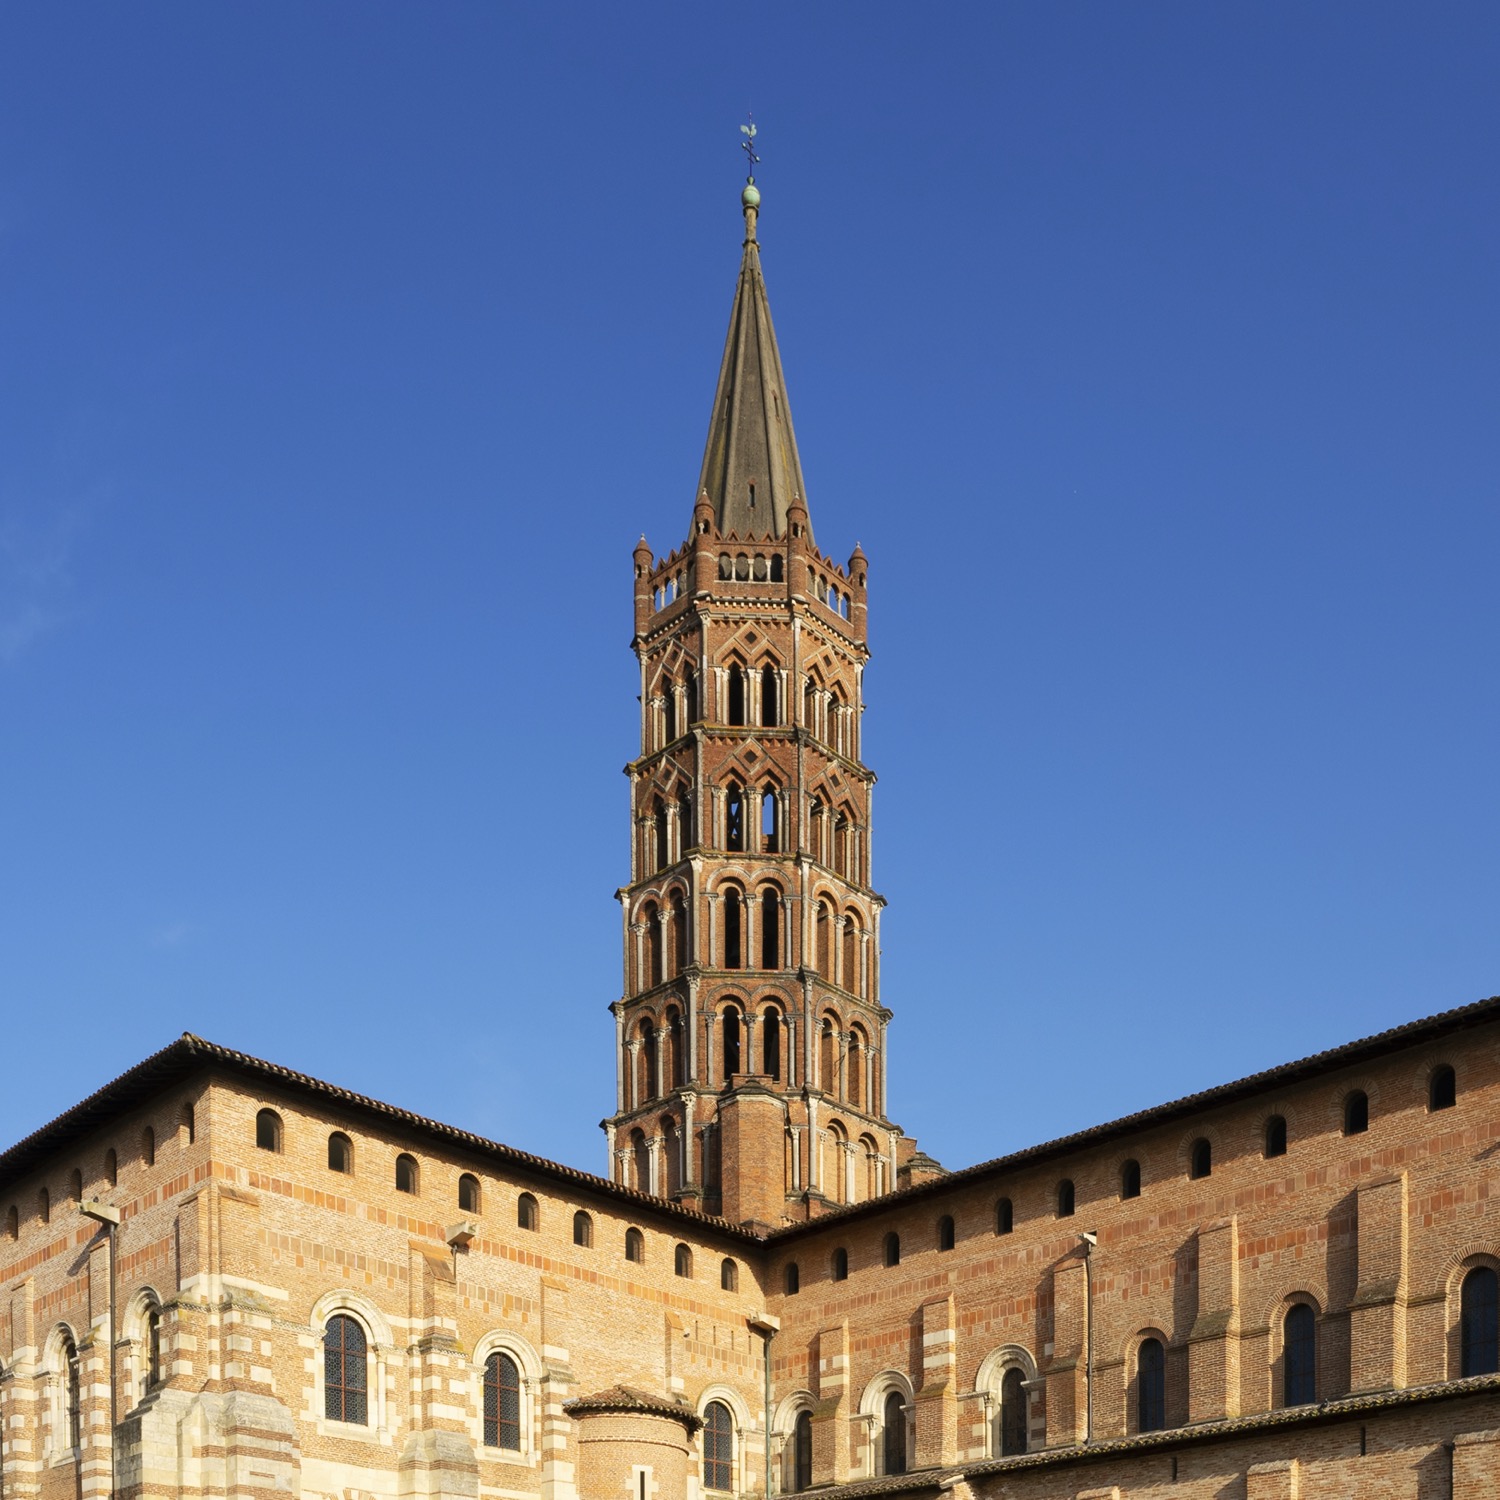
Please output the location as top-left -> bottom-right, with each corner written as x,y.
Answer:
605,172 -> 923,1229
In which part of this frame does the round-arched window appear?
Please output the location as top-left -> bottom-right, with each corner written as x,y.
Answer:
703,1399 -> 734,1491
323,1314 -> 368,1424
483,1351 -> 521,1450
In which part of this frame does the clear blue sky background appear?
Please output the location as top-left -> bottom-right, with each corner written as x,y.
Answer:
3,5 -> 1496,1179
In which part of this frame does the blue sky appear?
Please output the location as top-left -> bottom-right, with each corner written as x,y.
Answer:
3,4 -> 1496,1178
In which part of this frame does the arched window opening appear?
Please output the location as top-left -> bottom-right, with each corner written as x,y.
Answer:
1121,1159 -> 1141,1200
726,783 -> 745,852
1189,1138 -> 1212,1179
848,1027 -> 866,1108
459,1173 -> 480,1213
4,1205 -> 17,1240
996,1197 -> 1014,1235
62,1332 -> 81,1449
724,887 -> 743,969
483,1351 -> 521,1451
882,1390 -> 907,1476
999,1367 -> 1027,1455
255,1109 -> 282,1153
1343,1091 -> 1369,1136
143,1126 -> 156,1167
1283,1304 -> 1317,1405
763,1006 -> 782,1081
832,1247 -> 849,1281
631,1129 -> 650,1192
662,680 -> 677,744
816,903 -> 832,979
328,1133 -> 353,1174
819,1017 -> 836,1092
722,1007 -> 742,1082
671,891 -> 689,976
645,904 -> 663,988
762,784 -> 779,851
684,670 -> 699,727
1137,1338 -> 1166,1432
721,1257 -> 738,1291
625,1227 -> 645,1263
105,1148 -> 117,1187
727,665 -> 746,726
843,917 -> 860,994
1461,1266 -> 1500,1376
1430,1064 -> 1457,1112
937,1215 -> 956,1252
674,1243 -> 693,1279
785,1261 -> 800,1295
760,888 -> 780,969
761,665 -> 779,726
39,1187 -> 50,1224
654,800 -> 670,873
665,1004 -> 685,1089
145,1303 -> 163,1390
793,1409 -> 813,1491
324,1315 -> 368,1424
703,1400 -> 734,1492
573,1210 -> 593,1248
883,1231 -> 901,1268
517,1193 -> 538,1231
182,1102 -> 196,1144
678,793 -> 695,854
1265,1115 -> 1288,1158
395,1154 -> 419,1194
67,1169 -> 82,1202
639,1019 -> 659,1101
1056,1180 -> 1075,1217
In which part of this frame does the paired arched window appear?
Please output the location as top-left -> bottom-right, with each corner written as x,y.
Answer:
674,1243 -> 693,1278
1189,1139 -> 1211,1179
459,1174 -> 480,1213
720,1257 -> 738,1291
792,1408 -> 813,1491
1430,1064 -> 1457,1111
1056,1180 -> 1075,1217
625,1227 -> 645,1263
1120,1159 -> 1141,1199
999,1366 -> 1027,1455
517,1193 -> 538,1231
328,1133 -> 352,1174
1137,1338 -> 1166,1431
1265,1115 -> 1288,1158
883,1232 -> 901,1268
1343,1090 -> 1369,1136
703,1400 -> 734,1491
395,1154 -> 419,1194
255,1109 -> 282,1153
1461,1265 -> 1499,1376
832,1247 -> 848,1281
1283,1303 -> 1317,1405
573,1211 -> 593,1248
324,1315 -> 368,1424
937,1215 -> 955,1252
483,1351 -> 521,1450
882,1389 -> 907,1476
996,1197 -> 1013,1235
785,1262 -> 801,1295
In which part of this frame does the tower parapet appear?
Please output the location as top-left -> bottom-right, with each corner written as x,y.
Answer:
606,178 -> 914,1227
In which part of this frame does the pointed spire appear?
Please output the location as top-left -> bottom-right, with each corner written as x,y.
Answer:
695,176 -> 810,542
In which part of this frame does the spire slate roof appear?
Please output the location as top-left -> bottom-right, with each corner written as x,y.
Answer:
696,183 -> 810,541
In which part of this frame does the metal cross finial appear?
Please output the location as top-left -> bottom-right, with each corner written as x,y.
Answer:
740,115 -> 760,177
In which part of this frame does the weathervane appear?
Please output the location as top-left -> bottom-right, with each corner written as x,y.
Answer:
740,115 -> 760,179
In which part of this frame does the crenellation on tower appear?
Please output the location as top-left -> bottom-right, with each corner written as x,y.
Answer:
607,177 -> 914,1227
